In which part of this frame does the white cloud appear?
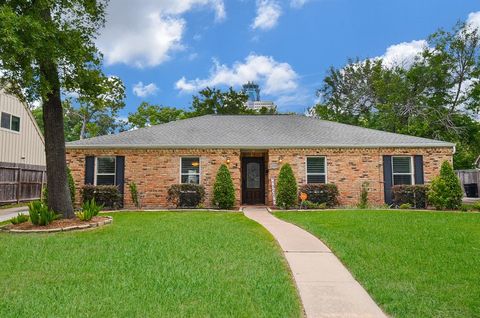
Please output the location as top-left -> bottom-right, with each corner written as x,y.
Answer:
290,0 -> 310,8
98,0 -> 225,68
251,0 -> 282,30
378,40 -> 427,68
175,54 -> 298,95
467,11 -> 480,30
133,82 -> 159,97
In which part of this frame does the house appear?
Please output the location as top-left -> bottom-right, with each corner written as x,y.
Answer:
0,90 -> 46,203
65,115 -> 454,208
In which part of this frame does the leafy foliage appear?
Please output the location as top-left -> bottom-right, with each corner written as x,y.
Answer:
9,214 -> 29,225
76,199 -> 103,221
399,203 -> 412,209
301,200 -> 327,209
428,161 -> 463,210
358,181 -> 369,209
28,201 -> 58,226
392,185 -> 429,209
81,185 -> 122,209
298,184 -> 339,208
167,184 -> 206,208
42,167 -> 76,208
190,87 -> 254,116
276,164 -> 298,209
213,164 -> 236,209
312,20 -> 480,169
128,102 -> 187,129
129,182 -> 140,208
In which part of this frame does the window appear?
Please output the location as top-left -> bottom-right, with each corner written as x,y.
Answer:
95,157 -> 116,185
306,157 -> 326,184
181,157 -> 200,184
392,156 -> 414,185
0,112 -> 20,132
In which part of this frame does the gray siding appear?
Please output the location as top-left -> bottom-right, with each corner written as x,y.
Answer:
0,91 -> 46,166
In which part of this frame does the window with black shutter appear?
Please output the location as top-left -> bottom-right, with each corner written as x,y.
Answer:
306,157 -> 326,184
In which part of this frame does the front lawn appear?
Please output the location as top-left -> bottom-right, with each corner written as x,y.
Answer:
276,210 -> 480,318
0,212 -> 301,317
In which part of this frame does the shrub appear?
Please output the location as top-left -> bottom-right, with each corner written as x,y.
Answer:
460,204 -> 470,212
10,214 -> 29,225
167,184 -> 205,208
213,164 -> 235,209
298,184 -> 339,208
42,167 -> 76,207
392,185 -> 429,209
129,182 -> 140,208
428,161 -> 463,210
399,203 -> 412,209
81,185 -> 122,209
28,201 -> 58,226
472,201 -> 480,212
358,181 -> 369,209
76,199 -> 103,221
276,164 -> 298,209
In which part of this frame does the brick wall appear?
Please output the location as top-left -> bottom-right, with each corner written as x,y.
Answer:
67,146 -> 453,208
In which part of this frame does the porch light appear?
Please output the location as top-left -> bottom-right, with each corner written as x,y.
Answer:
226,158 -> 231,164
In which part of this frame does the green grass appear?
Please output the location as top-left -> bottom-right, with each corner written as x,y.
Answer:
0,212 -> 301,317
275,210 -> 480,318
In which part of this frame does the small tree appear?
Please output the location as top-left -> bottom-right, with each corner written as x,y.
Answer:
213,164 -> 235,209
358,181 -> 369,209
276,164 -> 298,209
428,161 -> 463,210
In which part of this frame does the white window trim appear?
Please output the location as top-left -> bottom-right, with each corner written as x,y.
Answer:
0,112 -> 20,134
392,156 -> 415,185
180,156 -> 201,184
305,156 -> 328,184
94,156 -> 116,186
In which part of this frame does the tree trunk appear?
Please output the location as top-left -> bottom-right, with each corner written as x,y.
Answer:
80,114 -> 87,140
39,60 -> 74,218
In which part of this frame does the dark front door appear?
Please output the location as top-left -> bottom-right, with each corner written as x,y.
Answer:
242,157 -> 265,205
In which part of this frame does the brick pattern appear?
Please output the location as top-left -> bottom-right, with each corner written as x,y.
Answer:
67,147 -> 452,208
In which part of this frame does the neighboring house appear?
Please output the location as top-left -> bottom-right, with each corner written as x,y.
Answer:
66,115 -> 454,208
0,90 -> 46,203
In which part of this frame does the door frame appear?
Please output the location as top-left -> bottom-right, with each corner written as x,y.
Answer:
241,156 -> 266,205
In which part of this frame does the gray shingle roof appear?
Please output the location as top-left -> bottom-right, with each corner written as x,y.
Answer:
66,115 -> 455,149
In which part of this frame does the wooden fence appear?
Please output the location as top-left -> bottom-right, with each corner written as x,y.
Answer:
456,169 -> 480,198
0,162 -> 46,204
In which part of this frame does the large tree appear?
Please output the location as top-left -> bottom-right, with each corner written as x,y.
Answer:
128,102 -> 187,129
313,19 -> 480,169
190,87 -> 254,116
0,0 -> 110,217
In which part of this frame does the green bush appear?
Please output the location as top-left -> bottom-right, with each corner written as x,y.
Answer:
399,203 -> 412,209
81,185 -> 122,209
129,182 -> 140,208
472,201 -> 480,212
42,167 -> 76,207
276,164 -> 298,209
428,161 -> 463,210
167,184 -> 206,208
76,199 -> 103,221
28,201 -> 58,226
392,185 -> 429,209
358,181 -> 369,209
298,184 -> 339,208
9,214 -> 29,225
213,164 -> 235,209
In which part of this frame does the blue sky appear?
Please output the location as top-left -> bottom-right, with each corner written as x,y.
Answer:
97,0 -> 480,117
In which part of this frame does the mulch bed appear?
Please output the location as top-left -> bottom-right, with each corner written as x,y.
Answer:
1,216 -> 112,233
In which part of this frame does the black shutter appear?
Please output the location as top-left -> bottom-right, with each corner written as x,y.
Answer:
85,156 -> 95,185
414,155 -> 424,184
383,156 -> 393,205
115,156 -> 125,207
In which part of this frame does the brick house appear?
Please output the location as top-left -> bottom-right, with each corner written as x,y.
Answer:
66,115 -> 454,208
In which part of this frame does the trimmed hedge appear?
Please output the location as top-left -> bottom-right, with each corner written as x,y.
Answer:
81,185 -> 122,209
167,184 -> 205,208
298,184 -> 339,208
428,161 -> 463,210
213,164 -> 235,209
276,164 -> 298,209
392,185 -> 428,209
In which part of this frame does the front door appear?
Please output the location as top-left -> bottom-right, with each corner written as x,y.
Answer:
242,157 -> 265,205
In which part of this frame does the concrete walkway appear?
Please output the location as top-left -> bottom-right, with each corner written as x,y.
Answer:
0,206 -> 28,222
243,207 -> 387,318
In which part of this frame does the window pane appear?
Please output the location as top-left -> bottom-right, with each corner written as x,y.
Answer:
393,174 -> 412,185
246,162 -> 260,189
11,116 -> 20,132
96,175 -> 115,185
307,174 -> 326,184
1,112 -> 11,129
307,157 -> 325,174
181,157 -> 200,174
392,157 -> 411,173
97,157 -> 116,174
181,174 -> 199,184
